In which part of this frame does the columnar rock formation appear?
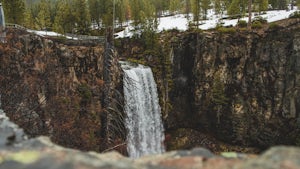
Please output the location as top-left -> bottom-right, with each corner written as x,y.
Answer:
168,19 -> 300,147
0,29 -> 113,151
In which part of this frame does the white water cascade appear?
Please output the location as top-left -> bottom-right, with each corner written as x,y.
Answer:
121,62 -> 165,158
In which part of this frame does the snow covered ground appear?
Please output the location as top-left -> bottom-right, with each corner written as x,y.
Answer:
27,29 -> 77,39
116,7 -> 299,38
26,7 -> 299,39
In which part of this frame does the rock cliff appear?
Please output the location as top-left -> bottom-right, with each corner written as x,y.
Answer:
1,18 -> 300,156
168,19 -> 300,148
117,18 -> 300,150
0,29 -> 123,152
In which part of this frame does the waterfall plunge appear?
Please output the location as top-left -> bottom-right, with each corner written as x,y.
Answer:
121,62 -> 165,158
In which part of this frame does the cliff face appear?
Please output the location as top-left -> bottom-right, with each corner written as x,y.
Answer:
168,19 -> 300,147
0,29 -> 120,151
1,19 -> 300,153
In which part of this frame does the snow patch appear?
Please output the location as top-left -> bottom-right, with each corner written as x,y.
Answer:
25,7 -> 299,39
116,7 -> 299,38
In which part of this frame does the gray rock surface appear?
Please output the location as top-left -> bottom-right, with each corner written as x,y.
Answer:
0,106 -> 26,147
2,143 -> 300,169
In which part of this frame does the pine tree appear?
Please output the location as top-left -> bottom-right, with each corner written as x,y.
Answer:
201,0 -> 210,19
152,0 -> 162,16
2,0 -> 26,24
256,0 -> 268,13
130,0 -> 142,30
138,0 -> 159,49
214,0 -> 222,15
153,0 -> 170,16
24,8 -> 35,29
141,18 -> 158,50
88,0 -> 101,29
169,0 -> 181,15
191,0 -> 201,27
268,0 -> 286,9
278,0 -> 287,9
185,0 -> 191,20
142,0 -> 155,19
269,0 -> 277,9
99,0 -> 113,28
73,0 -> 91,34
35,0 -> 51,30
115,0 -> 126,28
227,0 -> 241,16
123,0 -> 131,22
49,0 -> 57,27
247,0 -> 252,29
53,0 -> 74,34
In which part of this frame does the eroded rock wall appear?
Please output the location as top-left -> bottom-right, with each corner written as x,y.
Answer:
0,29 -> 118,151
169,20 -> 300,147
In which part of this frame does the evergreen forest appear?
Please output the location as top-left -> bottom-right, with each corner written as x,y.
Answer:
1,0 -> 299,35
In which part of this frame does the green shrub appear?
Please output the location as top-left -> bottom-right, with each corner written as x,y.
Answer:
127,58 -> 146,65
239,27 -> 248,31
52,36 -> 67,43
268,22 -> 280,30
217,26 -> 236,34
237,20 -> 247,28
289,11 -> 300,18
253,16 -> 268,24
77,84 -> 92,102
252,21 -> 263,29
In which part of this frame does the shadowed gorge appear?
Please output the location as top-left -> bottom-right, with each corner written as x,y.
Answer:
0,18 -> 300,163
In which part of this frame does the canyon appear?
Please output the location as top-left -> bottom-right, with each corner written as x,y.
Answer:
0,18 -> 300,157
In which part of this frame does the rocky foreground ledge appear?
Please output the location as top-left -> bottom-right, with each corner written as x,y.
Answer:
1,109 -> 300,169
2,138 -> 300,169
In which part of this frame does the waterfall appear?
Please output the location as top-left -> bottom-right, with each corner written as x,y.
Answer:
121,62 -> 165,158
0,3 -> 5,43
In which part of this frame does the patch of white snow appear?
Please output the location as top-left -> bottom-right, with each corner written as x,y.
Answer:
115,7 -> 299,38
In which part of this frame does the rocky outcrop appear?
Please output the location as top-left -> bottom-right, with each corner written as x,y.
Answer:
168,19 -> 300,148
0,29 -> 122,152
0,103 -> 26,147
1,137 -> 300,169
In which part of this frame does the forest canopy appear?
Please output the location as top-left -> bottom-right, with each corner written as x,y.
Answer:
0,0 -> 298,35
